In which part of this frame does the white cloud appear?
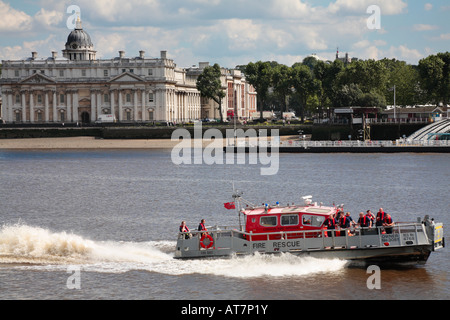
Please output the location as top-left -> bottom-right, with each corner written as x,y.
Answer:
0,1 -> 32,32
413,24 -> 439,31
327,0 -> 407,15
424,3 -> 433,11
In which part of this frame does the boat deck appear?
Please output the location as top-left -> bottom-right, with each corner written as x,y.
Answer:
175,221 -> 444,265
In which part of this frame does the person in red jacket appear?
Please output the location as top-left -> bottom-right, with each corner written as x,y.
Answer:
198,219 -> 208,236
383,213 -> 395,234
357,212 -> 372,235
179,221 -> 191,239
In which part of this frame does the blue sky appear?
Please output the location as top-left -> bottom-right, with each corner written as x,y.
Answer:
0,0 -> 448,68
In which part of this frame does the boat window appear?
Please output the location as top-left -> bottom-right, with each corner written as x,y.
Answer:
302,215 -> 325,227
260,216 -> 277,227
281,214 -> 299,226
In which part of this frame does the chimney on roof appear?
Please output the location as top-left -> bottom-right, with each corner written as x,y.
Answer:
119,51 -> 125,59
52,51 -> 57,59
139,50 -> 145,59
160,51 -> 167,59
31,52 -> 38,60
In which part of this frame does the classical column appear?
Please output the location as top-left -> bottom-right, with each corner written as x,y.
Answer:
29,91 -> 35,123
7,91 -> 13,123
52,91 -> 57,122
134,90 -> 138,121
141,90 -> 146,122
118,90 -> 123,121
67,90 -> 72,122
97,91 -> 102,119
44,91 -> 50,122
91,90 -> 96,123
21,91 -> 27,123
73,91 -> 79,122
110,90 -> 115,119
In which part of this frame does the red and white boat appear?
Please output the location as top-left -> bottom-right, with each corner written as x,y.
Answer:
175,193 -> 445,266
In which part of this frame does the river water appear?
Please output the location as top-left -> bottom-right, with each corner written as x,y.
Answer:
0,149 -> 448,302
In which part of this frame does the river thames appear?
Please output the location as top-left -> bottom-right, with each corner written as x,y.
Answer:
0,149 -> 448,302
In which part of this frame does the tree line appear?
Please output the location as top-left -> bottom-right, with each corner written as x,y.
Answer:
239,52 -> 449,122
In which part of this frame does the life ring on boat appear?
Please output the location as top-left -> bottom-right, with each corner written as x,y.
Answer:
200,234 -> 214,249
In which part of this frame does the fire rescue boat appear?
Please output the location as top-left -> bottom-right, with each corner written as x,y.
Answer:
175,193 -> 445,266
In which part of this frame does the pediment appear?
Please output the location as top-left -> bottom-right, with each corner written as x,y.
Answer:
110,72 -> 145,83
20,73 -> 57,84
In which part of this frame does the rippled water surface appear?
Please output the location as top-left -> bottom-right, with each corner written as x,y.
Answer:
0,150 -> 448,300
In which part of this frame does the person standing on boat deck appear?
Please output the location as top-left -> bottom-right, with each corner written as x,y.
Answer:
339,211 -> 351,236
198,219 -> 207,236
376,208 -> 386,228
358,212 -> 372,235
383,213 -> 395,234
345,212 -> 356,227
366,210 -> 375,226
179,221 -> 191,239
323,214 -> 337,237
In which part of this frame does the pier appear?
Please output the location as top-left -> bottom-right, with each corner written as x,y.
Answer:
225,139 -> 450,153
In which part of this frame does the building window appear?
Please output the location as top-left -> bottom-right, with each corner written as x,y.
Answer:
149,110 -> 154,121
126,111 -> 131,121
81,70 -> 86,77
37,111 -> 43,122
60,111 -> 65,122
301,215 -> 325,227
129,69 -> 134,73
122,69 -> 126,73
148,92 -> 154,103
60,70 -> 64,77
104,94 -> 110,103
37,94 -> 42,104
60,94 -> 65,104
15,95 -> 20,104
104,70 -> 109,77
40,70 -> 45,74
281,215 -> 299,226
15,112 -> 21,122
126,93 -> 131,103
260,216 -> 277,227
148,69 -> 153,76
15,70 -> 19,77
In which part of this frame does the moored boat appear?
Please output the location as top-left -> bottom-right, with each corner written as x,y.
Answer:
175,193 -> 445,266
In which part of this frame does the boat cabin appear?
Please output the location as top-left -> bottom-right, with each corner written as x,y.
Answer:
242,202 -> 338,240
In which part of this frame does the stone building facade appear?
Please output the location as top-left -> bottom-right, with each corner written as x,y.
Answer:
0,19 -> 256,124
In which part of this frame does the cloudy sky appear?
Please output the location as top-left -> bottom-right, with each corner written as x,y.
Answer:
0,0 -> 448,68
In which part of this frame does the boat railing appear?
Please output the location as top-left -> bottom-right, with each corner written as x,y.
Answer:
177,222 -> 430,253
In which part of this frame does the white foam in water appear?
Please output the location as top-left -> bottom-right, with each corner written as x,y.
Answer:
0,224 -> 347,277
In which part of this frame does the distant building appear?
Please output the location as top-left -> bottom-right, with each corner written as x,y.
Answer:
382,105 -> 449,121
0,18 -> 256,124
186,63 -> 257,120
335,49 -> 358,65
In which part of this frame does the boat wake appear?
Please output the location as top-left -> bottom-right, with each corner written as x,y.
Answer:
0,224 -> 347,278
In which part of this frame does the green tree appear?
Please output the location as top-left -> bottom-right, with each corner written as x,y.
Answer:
380,58 -> 422,106
196,63 -> 226,122
336,59 -> 388,96
290,64 -> 319,122
418,52 -> 450,104
244,61 -> 273,119
333,83 -> 364,108
271,64 -> 292,118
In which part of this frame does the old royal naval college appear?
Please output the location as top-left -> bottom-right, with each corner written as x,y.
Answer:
0,19 -> 257,124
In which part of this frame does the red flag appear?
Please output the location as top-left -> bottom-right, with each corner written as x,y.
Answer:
224,202 -> 236,210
